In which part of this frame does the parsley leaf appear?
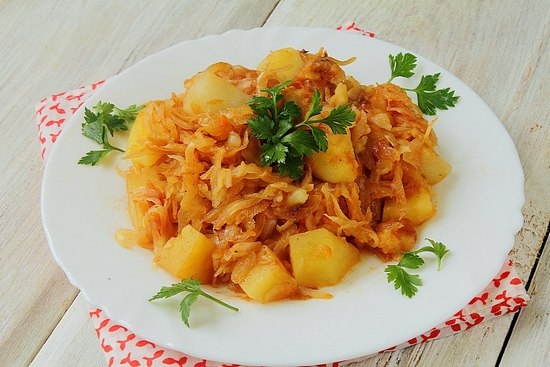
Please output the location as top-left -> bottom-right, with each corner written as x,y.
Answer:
385,238 -> 450,298
81,108 -> 105,144
281,129 -> 318,156
416,238 -> 451,271
149,278 -> 239,328
388,52 -> 417,82
262,142 -> 288,165
397,252 -> 425,269
387,52 -> 460,115
410,74 -> 460,116
77,149 -> 111,166
385,265 -> 423,298
247,82 -> 356,180
248,115 -> 275,140
78,101 -> 143,165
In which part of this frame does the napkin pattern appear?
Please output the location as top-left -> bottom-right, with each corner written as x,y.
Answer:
36,23 -> 529,366
36,80 -> 105,160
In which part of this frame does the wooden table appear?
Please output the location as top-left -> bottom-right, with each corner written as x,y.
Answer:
1,1 -> 548,366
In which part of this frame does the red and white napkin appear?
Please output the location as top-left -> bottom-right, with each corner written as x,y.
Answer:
36,23 -> 529,366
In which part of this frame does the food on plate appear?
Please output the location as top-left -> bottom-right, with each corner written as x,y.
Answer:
155,224 -> 216,283
119,47 -> 452,302
289,228 -> 361,288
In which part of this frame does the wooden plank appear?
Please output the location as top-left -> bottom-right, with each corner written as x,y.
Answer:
500,233 -> 550,366
29,295 -> 105,367
0,1 -> 278,366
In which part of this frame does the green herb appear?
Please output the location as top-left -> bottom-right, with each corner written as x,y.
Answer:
247,81 -> 356,180
388,52 -> 418,81
149,278 -> 239,327
78,101 -> 143,165
387,52 -> 460,115
385,238 -> 450,298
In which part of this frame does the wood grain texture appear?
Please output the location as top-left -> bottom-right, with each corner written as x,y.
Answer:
29,295 -> 105,367
1,0 -> 548,366
500,235 -> 550,367
0,1 -> 278,366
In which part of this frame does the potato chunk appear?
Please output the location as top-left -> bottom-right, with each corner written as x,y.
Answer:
421,146 -> 452,185
126,109 -> 163,167
155,224 -> 215,284
257,47 -> 305,82
182,63 -> 251,115
289,228 -> 360,288
236,246 -> 298,303
307,132 -> 359,183
383,186 -> 436,225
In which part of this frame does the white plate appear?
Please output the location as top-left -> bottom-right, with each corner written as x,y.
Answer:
41,27 -> 525,366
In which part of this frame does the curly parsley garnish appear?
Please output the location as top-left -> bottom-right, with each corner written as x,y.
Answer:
78,101 -> 143,165
149,278 -> 239,328
388,52 -> 460,115
385,239 -> 450,298
247,81 -> 356,180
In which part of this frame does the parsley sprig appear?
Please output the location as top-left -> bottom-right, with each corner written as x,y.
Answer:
385,238 -> 450,298
149,278 -> 239,328
247,81 -> 356,180
388,52 -> 460,115
78,101 -> 143,165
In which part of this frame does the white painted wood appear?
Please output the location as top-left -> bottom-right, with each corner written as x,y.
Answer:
0,1 -> 278,366
29,295 -> 105,367
500,235 -> 550,367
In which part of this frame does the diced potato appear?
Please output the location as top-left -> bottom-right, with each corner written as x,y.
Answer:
421,146 -> 452,185
289,228 -> 360,288
307,132 -> 359,183
126,109 -> 163,167
383,186 -> 436,225
182,63 -> 251,114
257,47 -> 304,82
236,246 -> 298,303
155,224 -> 215,284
